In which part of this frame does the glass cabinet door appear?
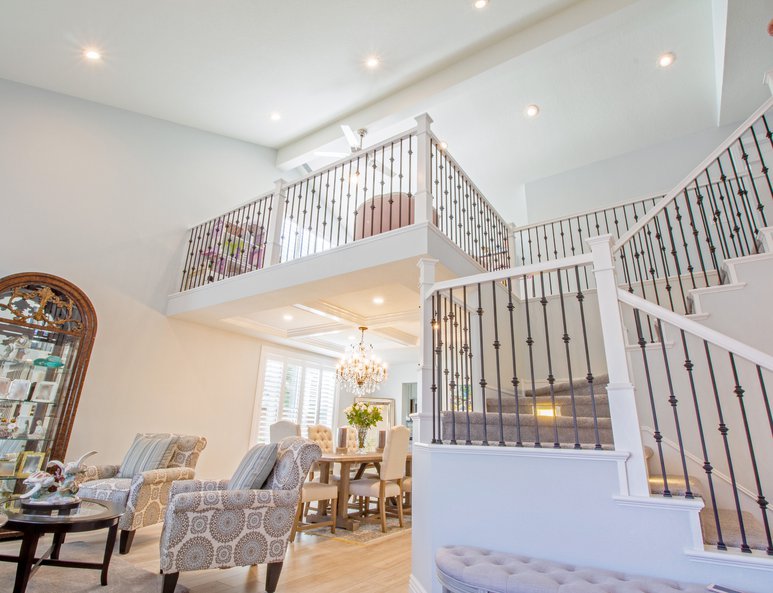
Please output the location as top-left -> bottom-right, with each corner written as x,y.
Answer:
0,274 -> 97,496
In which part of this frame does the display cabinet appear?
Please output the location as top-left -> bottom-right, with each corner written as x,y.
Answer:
0,273 -> 97,497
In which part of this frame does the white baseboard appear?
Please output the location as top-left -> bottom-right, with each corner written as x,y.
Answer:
409,574 -> 429,593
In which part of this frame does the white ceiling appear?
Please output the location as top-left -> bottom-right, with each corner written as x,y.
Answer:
0,0 -> 572,147
1,0 -> 769,221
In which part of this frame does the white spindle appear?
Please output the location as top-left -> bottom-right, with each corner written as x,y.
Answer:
417,257 -> 439,444
264,178 -> 287,266
414,113 -> 434,226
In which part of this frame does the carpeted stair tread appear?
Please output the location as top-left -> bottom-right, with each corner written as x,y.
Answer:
517,375 -> 610,397
648,475 -> 705,498
441,411 -> 614,446
700,508 -> 770,552
486,394 -> 609,416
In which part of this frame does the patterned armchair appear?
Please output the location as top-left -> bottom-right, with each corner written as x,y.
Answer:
78,433 -> 207,554
159,437 -> 321,593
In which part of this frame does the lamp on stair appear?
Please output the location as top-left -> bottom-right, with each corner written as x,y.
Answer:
336,326 -> 388,395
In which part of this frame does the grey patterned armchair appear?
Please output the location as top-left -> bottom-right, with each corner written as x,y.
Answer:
78,433 -> 207,554
159,437 -> 321,593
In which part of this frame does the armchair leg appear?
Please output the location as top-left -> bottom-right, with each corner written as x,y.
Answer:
119,529 -> 136,555
266,561 -> 284,593
162,572 -> 179,593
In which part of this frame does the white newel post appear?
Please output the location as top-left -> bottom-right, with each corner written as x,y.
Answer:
587,234 -> 650,497
414,113 -> 435,226
264,178 -> 287,266
508,222 -> 518,268
416,257 -> 439,445
765,69 -> 773,95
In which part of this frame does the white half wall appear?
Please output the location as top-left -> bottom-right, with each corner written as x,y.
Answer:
412,444 -> 771,593
0,78 -> 281,477
522,121 -> 740,223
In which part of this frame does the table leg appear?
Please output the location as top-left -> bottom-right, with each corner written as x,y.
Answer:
336,461 -> 360,530
100,524 -> 119,586
51,532 -> 66,560
13,532 -> 40,593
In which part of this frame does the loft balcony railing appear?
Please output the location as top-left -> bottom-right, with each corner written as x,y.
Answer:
177,114 -> 511,292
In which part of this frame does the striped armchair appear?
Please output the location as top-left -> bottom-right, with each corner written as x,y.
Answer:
159,437 -> 321,593
79,432 -> 207,554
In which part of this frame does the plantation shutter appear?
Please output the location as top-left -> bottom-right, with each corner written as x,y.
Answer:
255,352 -> 338,442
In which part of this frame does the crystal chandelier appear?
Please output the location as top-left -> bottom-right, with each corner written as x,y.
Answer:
336,326 -> 388,395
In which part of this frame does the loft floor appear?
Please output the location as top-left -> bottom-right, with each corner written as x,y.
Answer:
167,222 -> 484,360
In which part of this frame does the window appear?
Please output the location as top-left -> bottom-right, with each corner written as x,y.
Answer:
252,349 -> 337,444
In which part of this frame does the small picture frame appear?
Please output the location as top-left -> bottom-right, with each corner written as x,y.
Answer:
31,381 -> 58,403
16,451 -> 45,478
0,377 -> 10,396
0,455 -> 18,478
7,379 -> 31,401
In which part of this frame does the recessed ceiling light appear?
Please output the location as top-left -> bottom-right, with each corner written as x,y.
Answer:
373,296 -> 384,305
270,112 -> 281,121
658,52 -> 676,68
439,141 -> 448,150
524,104 -> 540,118
474,0 -> 489,8
283,314 -> 293,321
83,48 -> 102,62
365,55 -> 380,69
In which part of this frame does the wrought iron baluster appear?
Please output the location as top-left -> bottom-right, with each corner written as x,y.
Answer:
729,354 -> 772,554
476,282 -> 489,445
486,281 -> 505,445
633,309 -> 669,491
539,272 -> 559,447
558,271 -> 580,448
506,277 -> 522,446
523,274 -> 540,447
704,342 -> 749,552
448,288 -> 457,445
679,330 -> 719,513
576,266 -> 600,449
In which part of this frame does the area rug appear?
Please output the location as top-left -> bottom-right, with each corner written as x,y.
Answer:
0,541 -> 188,592
300,514 -> 411,545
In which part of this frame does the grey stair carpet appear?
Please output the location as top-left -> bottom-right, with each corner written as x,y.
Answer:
648,476 -> 770,552
648,475 -> 705,498
440,411 -> 613,447
478,374 -> 613,447
700,508 -> 770,552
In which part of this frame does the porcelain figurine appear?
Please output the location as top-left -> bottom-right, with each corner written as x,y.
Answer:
20,450 -> 98,503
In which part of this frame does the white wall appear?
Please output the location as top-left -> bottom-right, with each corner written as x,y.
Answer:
0,78 -> 282,477
522,122 -> 739,224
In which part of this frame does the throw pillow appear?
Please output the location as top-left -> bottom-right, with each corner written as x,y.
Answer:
118,435 -> 177,478
228,443 -> 278,490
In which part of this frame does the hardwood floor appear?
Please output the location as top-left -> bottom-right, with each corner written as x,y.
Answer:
0,524 -> 412,593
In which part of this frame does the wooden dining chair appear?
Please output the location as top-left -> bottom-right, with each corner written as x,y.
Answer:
348,425 -> 410,532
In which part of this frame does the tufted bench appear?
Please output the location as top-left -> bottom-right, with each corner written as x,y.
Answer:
436,546 -> 708,593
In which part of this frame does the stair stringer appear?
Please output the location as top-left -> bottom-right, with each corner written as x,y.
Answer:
685,226 -> 773,352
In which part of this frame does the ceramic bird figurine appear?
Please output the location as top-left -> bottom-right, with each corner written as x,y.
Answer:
47,450 -> 98,498
20,471 -> 57,500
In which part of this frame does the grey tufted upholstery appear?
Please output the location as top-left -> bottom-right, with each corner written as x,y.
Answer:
436,546 -> 707,593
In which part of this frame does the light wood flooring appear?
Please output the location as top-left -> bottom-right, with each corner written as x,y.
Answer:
0,524 -> 412,593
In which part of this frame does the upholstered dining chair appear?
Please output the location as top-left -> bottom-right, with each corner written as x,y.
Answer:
78,432 -> 207,554
159,437 -> 321,593
349,425 -> 410,532
269,420 -> 300,443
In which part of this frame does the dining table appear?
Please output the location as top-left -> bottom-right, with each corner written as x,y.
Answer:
313,449 -> 412,531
